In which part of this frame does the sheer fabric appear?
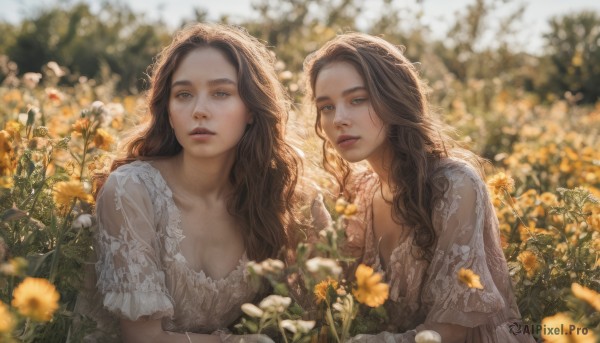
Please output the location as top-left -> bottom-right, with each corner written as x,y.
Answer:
344,159 -> 535,343
86,160 -> 260,336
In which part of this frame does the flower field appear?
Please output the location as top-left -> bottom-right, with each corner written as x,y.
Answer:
0,55 -> 598,342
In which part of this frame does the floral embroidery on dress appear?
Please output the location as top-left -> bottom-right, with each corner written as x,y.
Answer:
345,159 -> 534,342
93,161 -> 260,334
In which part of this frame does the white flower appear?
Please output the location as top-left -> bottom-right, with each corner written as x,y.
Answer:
319,225 -> 338,241
295,320 -> 316,333
23,72 -> 42,88
261,258 -> 285,274
415,330 -> 442,343
280,319 -> 315,334
305,257 -> 342,276
279,70 -> 293,80
72,214 -> 93,230
46,61 -> 65,77
258,295 -> 291,313
247,261 -> 264,275
91,101 -> 105,110
280,320 -> 297,333
248,259 -> 285,276
332,294 -> 353,316
241,303 -> 264,318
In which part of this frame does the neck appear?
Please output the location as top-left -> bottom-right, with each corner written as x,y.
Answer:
367,146 -> 395,200
172,151 -> 235,200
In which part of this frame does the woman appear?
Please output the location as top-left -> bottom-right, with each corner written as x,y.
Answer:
89,23 -> 299,342
304,32 -> 534,343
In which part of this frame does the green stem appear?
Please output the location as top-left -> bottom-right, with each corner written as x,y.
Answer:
325,307 -> 340,343
48,201 -> 76,283
277,317 -> 289,343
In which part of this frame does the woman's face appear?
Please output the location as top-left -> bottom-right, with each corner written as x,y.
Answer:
314,61 -> 387,164
168,47 -> 251,161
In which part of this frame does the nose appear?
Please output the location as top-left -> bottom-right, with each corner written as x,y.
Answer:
193,97 -> 210,119
332,105 -> 350,128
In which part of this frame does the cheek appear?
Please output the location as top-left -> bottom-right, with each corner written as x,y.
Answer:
319,116 -> 335,140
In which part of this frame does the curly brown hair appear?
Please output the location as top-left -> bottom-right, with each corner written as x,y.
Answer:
304,32 -> 483,259
105,23 -> 301,261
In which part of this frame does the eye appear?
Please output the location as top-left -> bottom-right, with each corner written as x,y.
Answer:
214,91 -> 231,98
175,91 -> 192,99
319,104 -> 335,114
351,97 -> 367,105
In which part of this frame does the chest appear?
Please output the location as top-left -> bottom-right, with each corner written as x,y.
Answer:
371,194 -> 410,269
173,196 -> 245,279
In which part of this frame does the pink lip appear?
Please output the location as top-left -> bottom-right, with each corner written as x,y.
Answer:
189,127 -> 215,141
190,127 -> 215,135
336,135 -> 359,148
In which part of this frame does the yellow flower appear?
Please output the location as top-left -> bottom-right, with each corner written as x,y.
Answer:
542,312 -> 596,343
517,250 -> 540,278
487,172 -> 515,197
4,121 -> 21,139
335,198 -> 348,214
352,264 -> 389,307
571,283 -> 600,312
0,301 -> 15,333
11,277 -> 60,322
457,268 -> 484,289
314,278 -> 339,304
0,130 -> 15,176
94,128 -> 115,150
344,203 -> 358,216
0,176 -> 13,189
518,221 -> 548,242
540,192 -> 558,206
71,118 -> 90,134
53,181 -> 93,208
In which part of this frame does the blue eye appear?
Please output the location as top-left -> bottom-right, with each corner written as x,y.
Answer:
351,97 -> 367,105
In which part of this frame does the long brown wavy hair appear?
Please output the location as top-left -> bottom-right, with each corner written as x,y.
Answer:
304,32 -> 483,260
103,23 -> 301,261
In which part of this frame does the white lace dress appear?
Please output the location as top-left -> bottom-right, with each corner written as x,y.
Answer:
344,159 -> 536,343
89,160 -> 260,335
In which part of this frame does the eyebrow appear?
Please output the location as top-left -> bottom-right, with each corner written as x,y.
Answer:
171,78 -> 237,88
315,86 -> 367,103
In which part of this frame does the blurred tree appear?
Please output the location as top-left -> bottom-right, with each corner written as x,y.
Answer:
542,11 -> 600,104
0,22 -> 17,55
7,2 -> 171,93
242,0 -> 360,72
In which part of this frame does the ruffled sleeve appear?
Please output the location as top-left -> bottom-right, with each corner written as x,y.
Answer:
95,168 -> 174,321
421,163 -> 506,327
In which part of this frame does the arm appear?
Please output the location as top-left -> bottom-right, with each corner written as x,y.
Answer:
349,166 -> 505,343
95,171 -> 173,330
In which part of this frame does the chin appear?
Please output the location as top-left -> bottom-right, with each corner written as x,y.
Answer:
337,151 -> 367,163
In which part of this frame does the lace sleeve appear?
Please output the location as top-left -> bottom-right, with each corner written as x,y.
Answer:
95,170 -> 173,321
421,165 -> 506,328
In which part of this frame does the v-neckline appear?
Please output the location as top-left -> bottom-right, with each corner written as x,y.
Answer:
137,160 -> 248,283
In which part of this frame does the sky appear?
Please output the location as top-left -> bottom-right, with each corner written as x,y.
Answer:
3,0 -> 600,54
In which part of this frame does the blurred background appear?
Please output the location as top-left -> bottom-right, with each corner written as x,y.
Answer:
1,0 -> 600,104
0,1 -> 599,342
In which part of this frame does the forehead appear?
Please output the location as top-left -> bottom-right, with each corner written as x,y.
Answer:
314,61 -> 364,96
172,47 -> 238,81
